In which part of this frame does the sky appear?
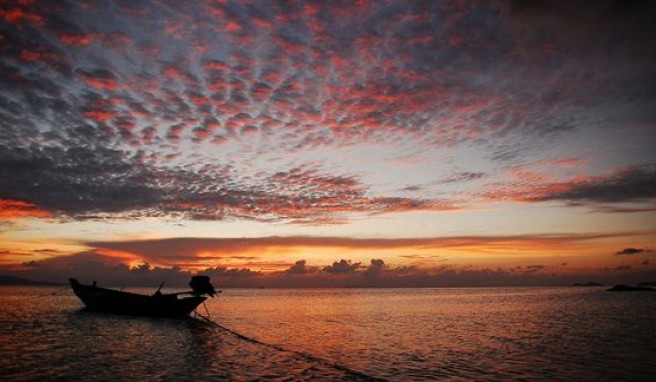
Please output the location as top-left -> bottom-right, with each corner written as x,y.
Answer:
1,0 -> 655,287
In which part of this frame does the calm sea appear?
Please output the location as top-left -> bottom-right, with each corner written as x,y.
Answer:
1,286 -> 655,381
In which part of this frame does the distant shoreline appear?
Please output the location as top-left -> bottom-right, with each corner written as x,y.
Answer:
0,275 -> 65,286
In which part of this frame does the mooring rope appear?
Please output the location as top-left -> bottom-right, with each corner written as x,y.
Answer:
192,310 -> 386,382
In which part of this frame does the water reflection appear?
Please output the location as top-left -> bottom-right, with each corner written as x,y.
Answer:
212,287 -> 656,380
1,286 -> 376,381
3,286 -> 656,380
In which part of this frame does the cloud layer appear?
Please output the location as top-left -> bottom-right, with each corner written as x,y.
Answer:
5,249 -> 655,288
1,0 -> 655,223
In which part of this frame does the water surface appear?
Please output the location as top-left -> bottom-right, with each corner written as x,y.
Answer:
1,286 -> 654,380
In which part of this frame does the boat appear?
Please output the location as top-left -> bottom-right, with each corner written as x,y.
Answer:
69,276 -> 218,318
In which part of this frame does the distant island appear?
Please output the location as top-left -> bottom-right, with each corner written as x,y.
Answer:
573,281 -> 604,287
607,284 -> 655,292
0,275 -> 62,286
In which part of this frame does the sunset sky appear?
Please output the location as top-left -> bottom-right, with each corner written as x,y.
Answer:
1,0 -> 655,287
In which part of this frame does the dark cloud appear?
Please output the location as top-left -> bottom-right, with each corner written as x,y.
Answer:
1,250 -> 265,287
484,164 -> 656,207
0,144 -> 160,215
524,264 -> 547,273
33,248 -> 63,253
399,254 -> 441,260
592,205 -> 656,214
537,165 -> 656,204
21,260 -> 40,267
401,185 -> 423,192
4,251 -> 192,286
286,259 -> 311,274
364,258 -> 385,276
439,172 -> 488,184
616,248 -> 653,256
323,259 -> 361,274
506,0 -> 655,25
3,251 -> 655,288
0,142 -> 452,222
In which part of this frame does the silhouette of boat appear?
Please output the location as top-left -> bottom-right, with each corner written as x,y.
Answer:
69,276 -> 218,318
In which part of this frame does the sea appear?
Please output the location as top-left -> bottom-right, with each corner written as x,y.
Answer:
1,286 -> 655,381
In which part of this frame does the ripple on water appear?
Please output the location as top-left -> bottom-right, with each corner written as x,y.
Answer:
0,288 -> 377,381
2,286 -> 656,380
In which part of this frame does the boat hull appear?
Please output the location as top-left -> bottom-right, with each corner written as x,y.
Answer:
69,279 -> 206,318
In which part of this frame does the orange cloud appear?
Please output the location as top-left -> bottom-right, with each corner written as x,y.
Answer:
0,199 -> 51,219
81,231 -> 650,271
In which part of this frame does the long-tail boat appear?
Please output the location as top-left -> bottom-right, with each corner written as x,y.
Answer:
69,276 -> 218,318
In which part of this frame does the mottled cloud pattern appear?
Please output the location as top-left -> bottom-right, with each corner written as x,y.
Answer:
1,0 -> 655,223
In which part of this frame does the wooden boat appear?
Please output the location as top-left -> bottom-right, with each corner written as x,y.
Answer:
69,276 -> 218,318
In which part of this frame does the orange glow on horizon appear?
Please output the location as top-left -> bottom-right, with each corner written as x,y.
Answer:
65,233 -> 655,274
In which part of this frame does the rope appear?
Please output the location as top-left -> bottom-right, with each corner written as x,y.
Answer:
202,301 -> 211,320
192,310 -> 385,381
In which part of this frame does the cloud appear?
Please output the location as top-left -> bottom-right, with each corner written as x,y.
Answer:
439,172 -> 488,184
84,231 -> 641,266
0,145 -> 161,216
3,251 -> 655,288
0,0 -> 654,226
523,264 -> 546,273
616,248 -> 653,256
364,258 -> 385,276
0,143 -> 454,223
0,199 -> 51,219
286,259 -> 311,274
323,259 -> 361,274
483,164 -> 656,207
76,68 -> 119,91
3,251 -> 191,286
592,205 -> 656,214
1,250 -> 266,287
537,165 -> 656,204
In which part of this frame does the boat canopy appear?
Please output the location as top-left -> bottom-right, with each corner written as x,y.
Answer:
189,275 -> 217,297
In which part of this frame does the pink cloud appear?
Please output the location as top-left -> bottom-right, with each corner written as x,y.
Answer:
0,6 -> 44,26
60,33 -> 97,46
